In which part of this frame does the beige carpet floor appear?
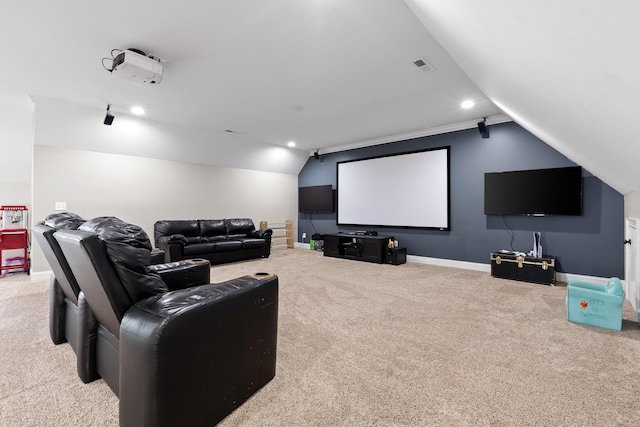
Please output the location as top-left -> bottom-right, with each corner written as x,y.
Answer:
1,248 -> 640,426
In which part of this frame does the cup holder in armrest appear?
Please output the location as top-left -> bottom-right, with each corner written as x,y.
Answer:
185,258 -> 209,265
249,272 -> 275,280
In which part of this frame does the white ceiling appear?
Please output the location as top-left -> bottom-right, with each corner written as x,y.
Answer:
3,1 -> 637,195
2,1 -> 500,160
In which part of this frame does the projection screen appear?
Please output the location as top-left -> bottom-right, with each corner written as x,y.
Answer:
337,147 -> 450,229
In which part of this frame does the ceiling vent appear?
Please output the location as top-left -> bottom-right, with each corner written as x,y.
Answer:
412,58 -> 434,73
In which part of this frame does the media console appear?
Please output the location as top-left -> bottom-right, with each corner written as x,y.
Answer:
323,233 -> 405,265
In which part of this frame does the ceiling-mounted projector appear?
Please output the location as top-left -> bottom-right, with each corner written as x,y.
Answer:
111,49 -> 163,86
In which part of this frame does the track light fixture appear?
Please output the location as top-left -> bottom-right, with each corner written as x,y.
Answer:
104,104 -> 115,126
314,150 -> 320,160
477,117 -> 489,138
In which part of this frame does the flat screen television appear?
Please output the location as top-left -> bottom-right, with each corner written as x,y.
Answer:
299,185 -> 334,213
484,166 -> 582,215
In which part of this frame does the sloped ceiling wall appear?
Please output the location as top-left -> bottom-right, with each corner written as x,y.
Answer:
404,0 -> 640,195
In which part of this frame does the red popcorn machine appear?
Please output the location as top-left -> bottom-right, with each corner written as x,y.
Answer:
0,205 -> 28,275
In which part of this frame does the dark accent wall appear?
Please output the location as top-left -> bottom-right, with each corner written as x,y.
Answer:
298,122 -> 624,278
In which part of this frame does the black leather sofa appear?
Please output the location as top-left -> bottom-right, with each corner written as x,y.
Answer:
154,218 -> 273,264
54,217 -> 279,426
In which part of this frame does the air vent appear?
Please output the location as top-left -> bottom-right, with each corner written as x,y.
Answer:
412,57 -> 434,73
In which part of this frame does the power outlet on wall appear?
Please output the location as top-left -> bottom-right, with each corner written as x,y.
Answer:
55,201 -> 67,211
302,232 -> 306,240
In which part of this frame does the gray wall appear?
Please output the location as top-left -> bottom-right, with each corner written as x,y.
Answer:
31,147 -> 298,274
298,122 -> 624,278
0,182 -> 30,208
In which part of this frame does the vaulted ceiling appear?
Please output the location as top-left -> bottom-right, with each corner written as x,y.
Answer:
405,0 -> 640,195
3,1 -> 638,194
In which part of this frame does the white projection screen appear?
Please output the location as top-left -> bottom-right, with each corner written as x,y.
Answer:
337,147 -> 450,229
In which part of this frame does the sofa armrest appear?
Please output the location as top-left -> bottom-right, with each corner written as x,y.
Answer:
156,235 -> 186,262
157,234 -> 187,245
119,273 -> 278,427
252,228 -> 273,239
148,259 -> 211,290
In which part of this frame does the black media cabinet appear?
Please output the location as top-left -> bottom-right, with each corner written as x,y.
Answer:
324,233 -> 396,264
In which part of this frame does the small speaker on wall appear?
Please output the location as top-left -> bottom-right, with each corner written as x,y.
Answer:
478,118 -> 489,139
104,104 -> 114,126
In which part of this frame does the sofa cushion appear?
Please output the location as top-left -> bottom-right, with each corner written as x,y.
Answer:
202,235 -> 226,243
183,241 -> 242,255
184,243 -> 218,256
184,236 -> 206,244
225,218 -> 255,236
212,240 -> 242,252
155,220 -> 200,238
199,220 -> 226,237
237,238 -> 267,249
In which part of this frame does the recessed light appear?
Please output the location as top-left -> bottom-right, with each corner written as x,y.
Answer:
131,106 -> 145,115
287,141 -> 296,147
461,100 -> 475,109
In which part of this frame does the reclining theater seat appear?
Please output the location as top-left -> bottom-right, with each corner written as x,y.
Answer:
154,218 -> 273,264
31,212 -> 100,383
54,217 -> 279,427
33,214 -> 212,385
61,216 -> 212,393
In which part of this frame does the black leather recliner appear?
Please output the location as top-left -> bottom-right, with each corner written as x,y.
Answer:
54,217 -> 278,427
33,214 -> 212,385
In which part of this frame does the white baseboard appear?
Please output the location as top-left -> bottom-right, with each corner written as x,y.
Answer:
294,245 -> 610,284
407,254 -> 610,284
407,255 -> 491,272
555,272 -> 611,285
